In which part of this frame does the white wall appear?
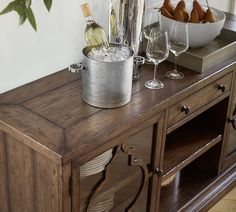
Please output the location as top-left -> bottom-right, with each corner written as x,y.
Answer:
0,0 -> 234,94
0,0 -> 109,93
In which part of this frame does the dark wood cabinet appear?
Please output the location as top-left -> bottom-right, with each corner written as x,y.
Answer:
0,56 -> 236,212
159,97 -> 229,212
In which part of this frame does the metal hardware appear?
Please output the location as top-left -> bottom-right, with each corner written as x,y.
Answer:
228,117 -> 236,129
228,105 -> 236,129
155,168 -> 163,177
68,63 -> 84,74
218,84 -> 226,92
181,105 -> 191,115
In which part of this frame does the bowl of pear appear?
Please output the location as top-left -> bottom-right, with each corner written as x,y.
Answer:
160,0 -> 226,48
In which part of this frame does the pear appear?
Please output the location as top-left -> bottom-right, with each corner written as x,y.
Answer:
193,0 -> 205,21
175,0 -> 186,11
203,8 -> 216,23
183,11 -> 190,22
174,0 -> 189,22
161,7 -> 174,19
162,0 -> 175,16
203,0 -> 216,23
174,9 -> 185,22
189,8 -> 199,23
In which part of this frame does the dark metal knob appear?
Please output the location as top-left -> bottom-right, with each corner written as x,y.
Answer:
218,84 -> 226,92
181,105 -> 191,115
228,117 -> 236,130
155,168 -> 163,177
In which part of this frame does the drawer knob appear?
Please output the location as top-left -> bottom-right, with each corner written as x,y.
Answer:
155,168 -> 163,177
228,117 -> 236,130
218,84 -> 226,92
181,105 -> 191,115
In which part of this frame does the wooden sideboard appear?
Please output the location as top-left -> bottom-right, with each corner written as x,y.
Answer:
0,54 -> 236,212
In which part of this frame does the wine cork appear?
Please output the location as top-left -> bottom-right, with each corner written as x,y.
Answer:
81,3 -> 91,17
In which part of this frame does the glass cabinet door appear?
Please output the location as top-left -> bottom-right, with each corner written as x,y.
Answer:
226,98 -> 236,156
223,75 -> 236,169
79,126 -> 154,212
72,113 -> 164,212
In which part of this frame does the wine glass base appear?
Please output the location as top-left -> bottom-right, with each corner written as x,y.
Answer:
165,71 -> 184,80
145,80 -> 164,89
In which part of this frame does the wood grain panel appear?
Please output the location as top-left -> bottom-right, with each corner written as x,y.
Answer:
6,134 -> 35,212
63,62 -> 234,162
60,164 -> 72,212
0,70 -> 80,104
0,57 -> 234,165
220,70 -> 236,171
226,72 -> 236,156
23,81 -> 101,128
75,113 -> 162,166
0,131 -> 9,212
0,105 -> 64,163
168,72 -> 232,127
64,95 -> 165,162
34,152 -> 60,212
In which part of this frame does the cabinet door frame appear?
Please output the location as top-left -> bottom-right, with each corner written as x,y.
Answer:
221,68 -> 236,171
71,111 -> 165,212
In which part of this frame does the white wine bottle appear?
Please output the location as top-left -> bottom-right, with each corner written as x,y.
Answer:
81,3 -> 109,48
109,4 -> 118,40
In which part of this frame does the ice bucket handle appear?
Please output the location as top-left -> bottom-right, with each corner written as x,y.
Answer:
68,63 -> 86,74
133,56 -> 145,65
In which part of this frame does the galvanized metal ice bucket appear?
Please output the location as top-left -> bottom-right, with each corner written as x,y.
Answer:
70,45 -> 134,108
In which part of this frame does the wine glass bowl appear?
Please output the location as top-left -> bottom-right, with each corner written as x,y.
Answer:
169,41 -> 188,56
143,7 -> 161,39
165,22 -> 189,80
142,7 -> 161,64
145,28 -> 169,89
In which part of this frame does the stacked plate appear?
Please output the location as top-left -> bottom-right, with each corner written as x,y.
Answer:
80,149 -> 113,178
91,194 -> 115,212
161,173 -> 177,187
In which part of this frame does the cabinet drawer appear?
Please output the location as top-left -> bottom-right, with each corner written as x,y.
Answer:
168,73 -> 232,127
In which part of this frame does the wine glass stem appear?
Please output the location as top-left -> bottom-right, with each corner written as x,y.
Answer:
174,54 -> 178,73
153,63 -> 158,82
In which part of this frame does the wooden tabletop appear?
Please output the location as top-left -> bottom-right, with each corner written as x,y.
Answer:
0,55 -> 235,165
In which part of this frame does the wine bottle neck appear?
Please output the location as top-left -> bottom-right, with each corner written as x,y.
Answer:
81,3 -> 94,25
85,16 -> 95,25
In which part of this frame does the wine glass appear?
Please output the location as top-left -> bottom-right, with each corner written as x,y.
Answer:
143,7 -> 161,39
165,22 -> 189,80
143,7 -> 161,64
145,28 -> 169,89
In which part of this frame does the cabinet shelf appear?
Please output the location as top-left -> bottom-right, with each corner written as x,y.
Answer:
163,118 -> 222,182
160,155 -> 218,212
